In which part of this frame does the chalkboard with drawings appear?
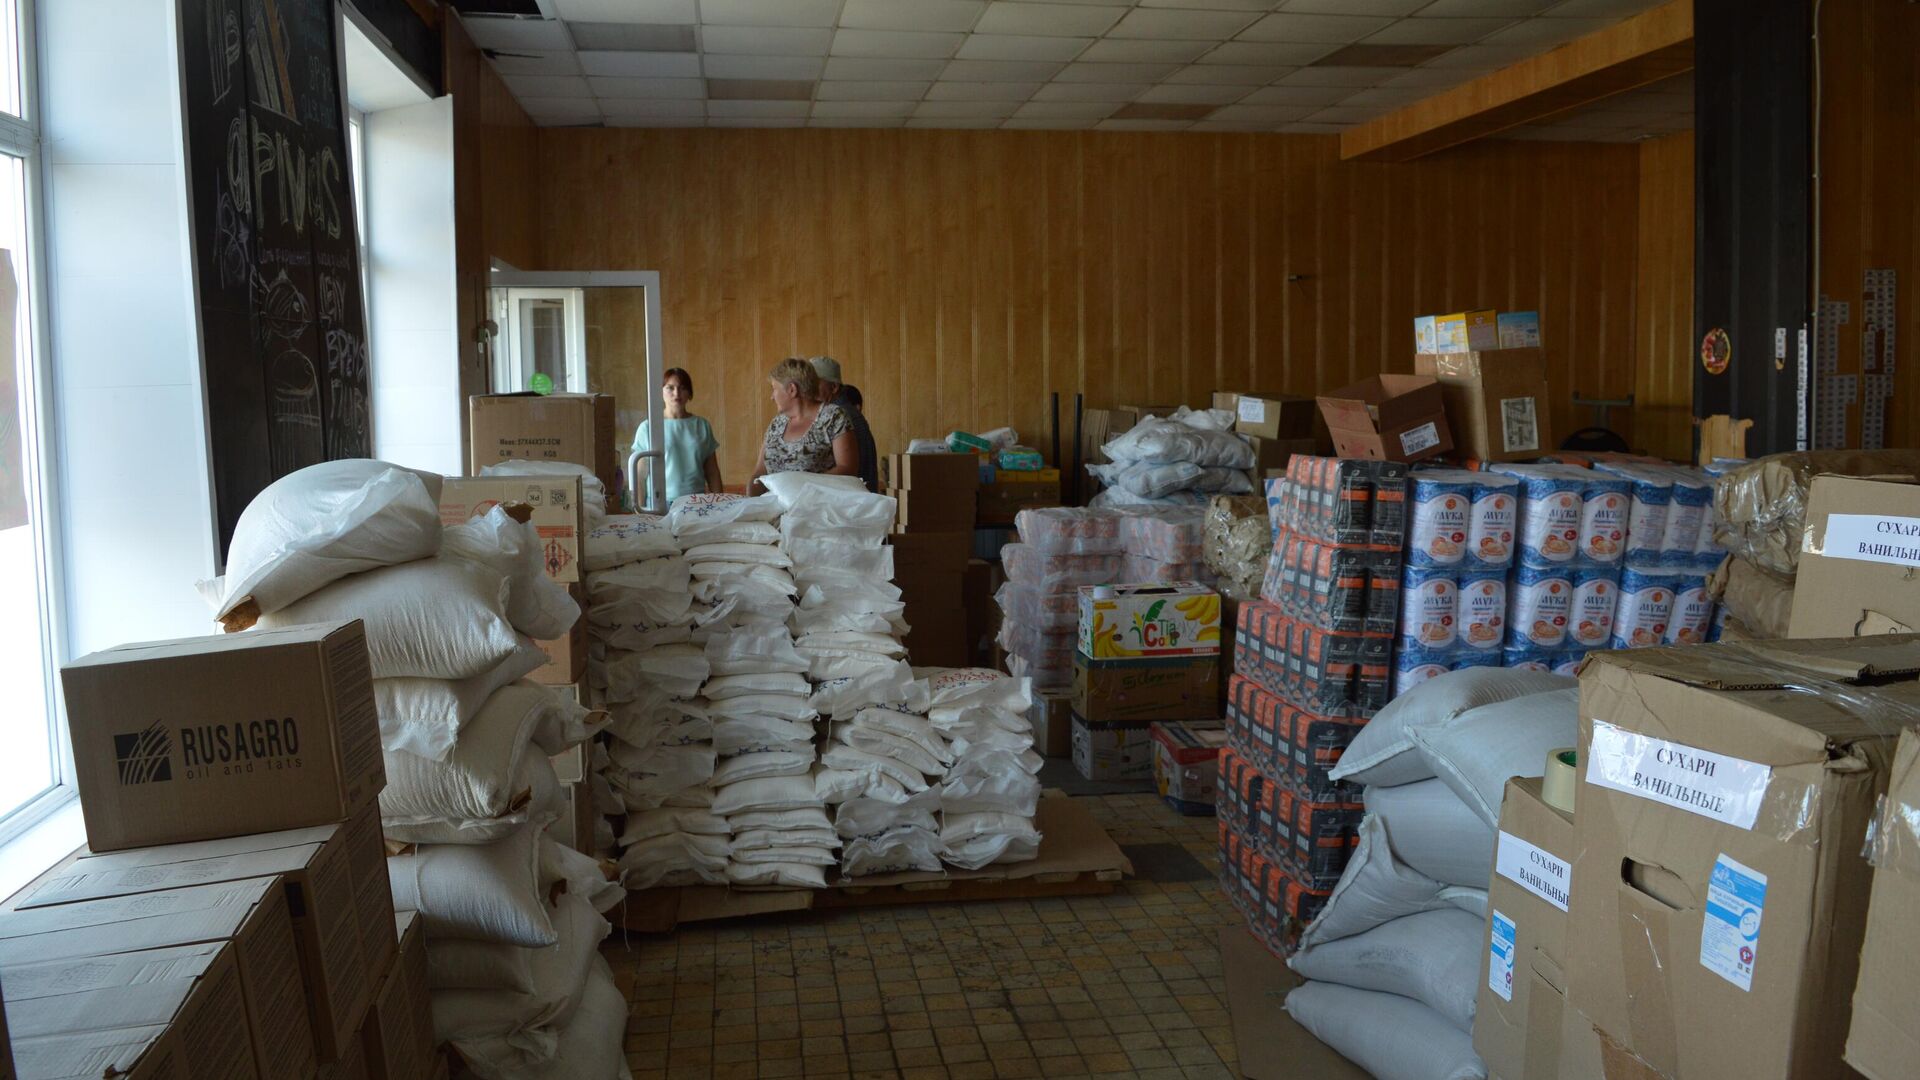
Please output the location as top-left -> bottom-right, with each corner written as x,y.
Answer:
179,0 -> 369,556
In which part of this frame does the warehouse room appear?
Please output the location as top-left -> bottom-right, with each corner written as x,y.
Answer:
0,0 -> 1917,1077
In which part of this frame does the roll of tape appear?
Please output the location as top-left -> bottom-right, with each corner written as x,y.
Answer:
1543,747 -> 1577,814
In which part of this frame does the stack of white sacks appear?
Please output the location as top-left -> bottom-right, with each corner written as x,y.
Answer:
198,460 -> 628,1080
926,668 -> 1043,869
1088,406 -> 1256,508
1284,667 -> 1577,1080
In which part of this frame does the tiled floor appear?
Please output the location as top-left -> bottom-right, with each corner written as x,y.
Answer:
602,793 -> 1243,1080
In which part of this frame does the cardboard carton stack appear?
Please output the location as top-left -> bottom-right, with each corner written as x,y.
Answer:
467,393 -> 619,508
885,453 -> 978,666
1071,582 -> 1222,782
1847,725 -> 1920,1080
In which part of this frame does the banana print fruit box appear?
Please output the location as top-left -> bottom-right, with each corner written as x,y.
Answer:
1078,582 -> 1222,659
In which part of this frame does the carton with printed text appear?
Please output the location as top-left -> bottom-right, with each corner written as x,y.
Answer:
1787,475 -> 1920,637
1845,726 -> 1920,1080
1473,776 -> 1574,1080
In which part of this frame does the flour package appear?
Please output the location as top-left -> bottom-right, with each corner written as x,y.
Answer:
442,506 -> 581,640
582,514 -> 678,571
380,684 -> 583,844
1593,461 -> 1672,566
1407,470 -> 1474,569
1505,563 -> 1572,651
1289,908 -> 1484,1033
1285,981 -> 1487,1080
256,554 -> 522,679
388,825 -> 556,946
1609,567 -> 1677,649
375,639 -> 548,760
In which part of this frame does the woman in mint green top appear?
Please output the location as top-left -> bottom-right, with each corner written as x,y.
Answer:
632,367 -> 722,504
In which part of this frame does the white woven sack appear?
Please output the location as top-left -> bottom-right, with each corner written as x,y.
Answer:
834,788 -> 940,839
667,492 -> 781,541
835,726 -> 944,776
375,638 -> 547,760
1299,814 -> 1458,950
942,755 -> 1040,816
1366,778 -> 1497,890
200,459 -> 442,625
801,649 -> 904,683
1284,981 -> 1487,1080
1331,668 -> 1574,788
820,744 -> 929,793
435,891 -> 609,1046
809,661 -> 918,717
256,555 -> 520,679
705,624 -> 808,676
447,944 -> 628,1080
539,835 -> 625,914
842,827 -> 944,877
603,643 -> 709,702
387,825 -> 555,946
757,471 -> 869,511
616,833 -> 730,888
381,683 -> 574,836
586,557 -> 692,628
606,741 -> 715,795
725,861 -> 827,888
711,750 -> 814,785
713,716 -> 816,756
427,937 -> 535,994
1289,908 -> 1484,1033
707,693 -> 817,724
683,542 -> 793,569
617,807 -> 729,848
1407,686 -> 1580,827
382,750 -> 559,846
442,507 -> 580,640
583,515 -> 677,571
712,773 -> 821,816
732,827 -> 840,851
704,672 -> 810,700
941,813 -> 1041,869
926,668 -> 1033,712
729,807 -> 833,833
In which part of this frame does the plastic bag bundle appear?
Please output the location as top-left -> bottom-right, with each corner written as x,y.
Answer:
827,697 -> 951,877
1119,554 -> 1212,586
1013,506 -> 1122,554
1101,411 -> 1256,470
1203,495 -> 1271,601
995,621 -> 1074,671
1119,506 -> 1209,563
1001,543 -> 1122,593
924,669 -> 1043,869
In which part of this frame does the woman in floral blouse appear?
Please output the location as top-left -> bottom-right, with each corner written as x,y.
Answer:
748,357 -> 859,495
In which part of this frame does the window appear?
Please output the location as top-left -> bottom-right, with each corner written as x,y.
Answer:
347,107 -> 369,314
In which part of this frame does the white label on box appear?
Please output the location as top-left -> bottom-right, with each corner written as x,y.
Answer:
1400,422 -> 1440,456
1237,397 -> 1266,424
1586,720 -> 1771,830
1499,397 -> 1541,453
1488,910 -> 1517,1003
1700,853 -> 1767,991
1496,830 -> 1571,911
1814,513 -> 1920,567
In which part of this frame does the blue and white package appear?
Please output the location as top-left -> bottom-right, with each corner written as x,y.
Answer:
1661,469 -> 1712,568
1610,568 -> 1677,650
1575,472 -> 1630,568
1451,651 -> 1502,672
1399,565 -> 1459,652
1692,499 -> 1725,571
1264,476 -> 1289,535
1394,647 -> 1453,697
1568,566 -> 1621,649
1457,570 -> 1507,652
1467,474 -> 1520,570
1664,574 -> 1714,645
1494,465 -> 1584,567
1507,563 -> 1573,650
1408,470 -> 1475,568
1549,651 -> 1586,678
1502,645 -> 1552,673
1595,463 -> 1670,566
1707,604 -> 1731,642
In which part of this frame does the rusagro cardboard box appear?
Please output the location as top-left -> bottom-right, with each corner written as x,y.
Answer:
0,876 -> 311,1080
440,475 -> 586,583
1072,651 -> 1220,724
1568,636 -> 1919,1080
1413,348 -> 1552,463
362,912 -> 432,1080
1788,475 -> 1920,638
1316,375 -> 1453,463
467,393 -> 618,497
60,620 -> 383,853
1473,776 -> 1574,1080
1845,726 -> 1920,1080
13,809 -> 393,1063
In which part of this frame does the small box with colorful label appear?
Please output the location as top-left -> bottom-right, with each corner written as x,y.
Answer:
1078,582 -> 1221,659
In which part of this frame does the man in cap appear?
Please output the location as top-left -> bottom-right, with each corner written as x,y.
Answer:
811,356 -> 878,493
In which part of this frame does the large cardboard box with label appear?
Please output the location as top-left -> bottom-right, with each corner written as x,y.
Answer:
1316,375 -> 1453,463
362,912 -> 432,1080
1788,475 -> 1920,637
440,475 -> 586,583
0,876 -> 312,1079
60,621 -> 383,852
1414,349 -> 1551,463
1072,651 -> 1219,724
1474,776 -> 1574,1080
1568,637 -> 1916,1079
1225,392 -> 1316,441
468,393 -> 618,497
1846,726 -> 1920,1080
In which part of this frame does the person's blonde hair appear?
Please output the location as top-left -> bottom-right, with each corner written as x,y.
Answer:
769,357 -> 820,402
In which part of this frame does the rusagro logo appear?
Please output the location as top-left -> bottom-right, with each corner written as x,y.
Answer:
114,722 -> 174,784
180,717 -> 303,777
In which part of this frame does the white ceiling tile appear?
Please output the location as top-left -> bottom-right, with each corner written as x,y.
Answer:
905,117 -> 1003,128
701,54 -> 825,79
603,116 -> 706,126
915,100 -> 1019,117
459,17 -> 573,51
955,34 -> 1092,61
996,0 -> 1131,4
816,80 -> 933,99
1479,16 -> 1614,46
831,29 -> 967,58
698,26 -> 833,54
1383,67 -> 1476,87
840,0 -> 990,32
1108,8 -> 1263,39
1136,83 -> 1250,105
813,100 -> 919,117
1001,117 -> 1090,129
1239,13 -> 1394,42
1280,0 -> 1427,13
1077,39 -> 1212,63
1141,0 -> 1282,9
1339,85 -> 1424,106
708,117 -> 805,126
489,50 -> 582,76
1166,63 -> 1290,85
810,116 -> 908,126
1277,120 -> 1345,132
973,2 -> 1130,37
598,97 -> 704,117
553,0 -> 695,20
942,58 -> 1066,80
1209,102 -> 1316,123
1422,43 -> 1544,67
699,0 -> 842,26
578,51 -> 701,77
1304,104 -> 1385,123
1277,66 -> 1402,87
823,57 -> 949,79
517,96 -> 601,119
1033,80 -> 1150,100
1545,0 -> 1665,15
1417,0 -> 1557,14
1014,100 -> 1118,119
1053,61 -> 1181,81
1364,16 -> 1514,44
503,74 -> 593,98
925,80 -> 1042,100
1096,118 -> 1195,131
586,76 -> 708,98
569,21 -> 697,50
1198,41 -> 1339,65
1239,83 -> 1351,105
706,99 -> 811,116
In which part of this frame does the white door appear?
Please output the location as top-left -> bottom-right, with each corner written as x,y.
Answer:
495,287 -> 586,393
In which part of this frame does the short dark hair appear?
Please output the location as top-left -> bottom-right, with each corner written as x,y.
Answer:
663,367 -> 693,396
841,384 -> 863,410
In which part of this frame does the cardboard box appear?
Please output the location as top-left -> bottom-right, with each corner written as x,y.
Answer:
1231,394 -> 1316,441
8,1025 -> 187,1080
531,584 -> 587,685
14,813 -> 390,1062
1788,475 -> 1920,638
977,478 -> 1061,526
896,489 -> 978,533
60,621 -> 383,853
0,876 -> 311,1080
318,1026 -> 367,1080
1414,349 -> 1551,462
889,531 -> 972,575
0,942 -> 255,1079
1436,309 -> 1499,353
885,452 -> 980,493
1556,1005 -> 1608,1080
362,912 -> 431,1080
1078,582 -> 1222,659
1246,435 -> 1318,477
467,393 -> 618,498
1151,721 -> 1226,814
1316,375 -> 1453,463
1498,311 -> 1542,350
1031,692 -> 1073,758
1473,776 -> 1574,1080
1072,651 -> 1220,724
1413,315 -> 1439,355
439,475 -> 585,583
1568,637 -> 1916,1079
1846,726 -> 1920,1080
1071,715 -> 1155,782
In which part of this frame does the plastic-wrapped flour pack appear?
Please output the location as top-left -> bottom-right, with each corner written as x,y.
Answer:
1610,568 -> 1677,650
582,514 -> 679,571
1407,470 -> 1474,568
1506,564 -> 1572,650
666,492 -> 782,544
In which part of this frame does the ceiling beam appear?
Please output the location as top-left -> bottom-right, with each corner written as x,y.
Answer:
1339,0 -> 1693,162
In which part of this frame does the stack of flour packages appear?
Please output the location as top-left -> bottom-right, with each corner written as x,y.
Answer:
1284,667 -> 1576,1080
1087,406 -> 1256,508
200,460 -> 629,1080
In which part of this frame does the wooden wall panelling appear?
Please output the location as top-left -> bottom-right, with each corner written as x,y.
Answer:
1633,132 -> 1697,461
